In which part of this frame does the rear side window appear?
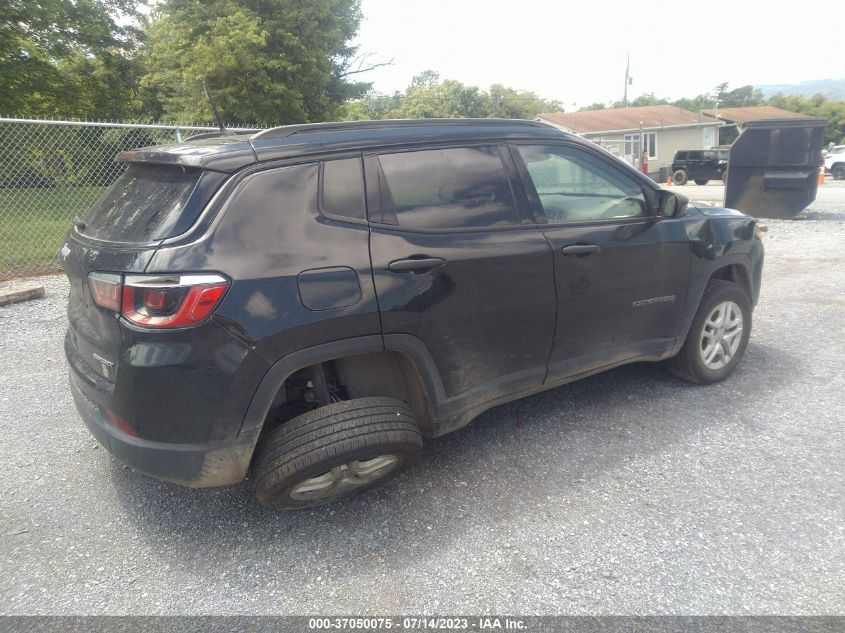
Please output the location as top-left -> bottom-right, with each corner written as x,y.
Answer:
321,157 -> 365,220
376,146 -> 516,229
82,164 -> 203,242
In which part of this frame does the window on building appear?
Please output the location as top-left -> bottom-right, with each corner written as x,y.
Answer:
623,133 -> 657,159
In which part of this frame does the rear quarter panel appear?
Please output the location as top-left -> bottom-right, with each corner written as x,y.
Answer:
146,161 -> 381,364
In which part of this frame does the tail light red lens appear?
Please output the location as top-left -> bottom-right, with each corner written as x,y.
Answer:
88,272 -> 122,312
87,272 -> 229,328
122,274 -> 229,328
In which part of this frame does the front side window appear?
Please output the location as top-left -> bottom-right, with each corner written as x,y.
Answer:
376,146 -> 517,229
515,145 -> 649,224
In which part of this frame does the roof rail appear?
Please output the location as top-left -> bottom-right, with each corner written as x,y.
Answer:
184,129 -> 259,142
250,118 -> 552,141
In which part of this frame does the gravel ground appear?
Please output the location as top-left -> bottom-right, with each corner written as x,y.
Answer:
1,183 -> 843,615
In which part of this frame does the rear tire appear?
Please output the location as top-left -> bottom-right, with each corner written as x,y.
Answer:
832,164 -> 845,180
694,179 -> 708,185
672,170 -> 689,185
252,397 -> 423,509
669,280 -> 751,384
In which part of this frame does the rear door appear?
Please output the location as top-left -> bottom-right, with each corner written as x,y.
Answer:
62,163 -> 223,381
510,143 -> 690,381
365,144 -> 556,412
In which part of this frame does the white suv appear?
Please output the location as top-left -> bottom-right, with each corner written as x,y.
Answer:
825,145 -> 845,180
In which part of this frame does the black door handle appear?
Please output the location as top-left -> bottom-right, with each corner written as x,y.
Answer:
388,257 -> 446,273
562,244 -> 601,257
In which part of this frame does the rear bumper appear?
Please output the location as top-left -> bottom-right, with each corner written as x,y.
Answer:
69,371 -> 259,488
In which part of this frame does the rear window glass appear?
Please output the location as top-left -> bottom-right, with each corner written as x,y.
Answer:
376,146 -> 516,230
82,164 -> 202,242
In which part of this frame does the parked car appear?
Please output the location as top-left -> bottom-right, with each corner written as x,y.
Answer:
824,145 -> 845,179
62,119 -> 764,509
672,149 -> 729,185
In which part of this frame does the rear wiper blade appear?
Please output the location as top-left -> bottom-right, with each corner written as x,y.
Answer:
73,217 -> 87,231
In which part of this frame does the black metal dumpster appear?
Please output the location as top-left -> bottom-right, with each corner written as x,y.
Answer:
724,117 -> 827,219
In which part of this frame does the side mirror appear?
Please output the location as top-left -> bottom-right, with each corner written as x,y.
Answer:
657,189 -> 688,218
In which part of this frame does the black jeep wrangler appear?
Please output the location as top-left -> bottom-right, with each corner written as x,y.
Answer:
62,119 -> 763,509
672,148 -> 729,185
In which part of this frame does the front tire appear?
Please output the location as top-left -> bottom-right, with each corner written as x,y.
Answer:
832,164 -> 845,180
694,179 -> 709,185
669,280 -> 752,384
252,397 -> 423,509
672,170 -> 689,185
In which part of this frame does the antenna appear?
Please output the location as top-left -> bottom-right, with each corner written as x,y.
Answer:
202,80 -> 227,135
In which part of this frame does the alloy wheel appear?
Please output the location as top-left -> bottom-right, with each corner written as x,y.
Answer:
289,454 -> 399,501
699,300 -> 744,370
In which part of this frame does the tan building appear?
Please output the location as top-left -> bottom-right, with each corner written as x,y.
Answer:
537,105 -> 723,179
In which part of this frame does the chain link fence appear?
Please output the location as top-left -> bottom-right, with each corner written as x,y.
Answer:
589,136 -> 644,169
0,117 -> 259,280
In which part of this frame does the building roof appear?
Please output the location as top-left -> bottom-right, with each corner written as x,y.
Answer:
702,106 -> 814,124
538,105 -> 718,134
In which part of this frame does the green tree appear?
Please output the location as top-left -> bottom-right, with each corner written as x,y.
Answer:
342,72 -> 562,121
768,93 -> 845,144
141,0 -> 372,124
715,83 -> 764,108
610,93 -> 669,108
0,0 -> 143,117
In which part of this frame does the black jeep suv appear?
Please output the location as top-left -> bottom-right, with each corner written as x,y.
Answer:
672,148 -> 729,185
62,119 -> 764,508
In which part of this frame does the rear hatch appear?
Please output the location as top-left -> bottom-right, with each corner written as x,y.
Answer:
62,162 -> 225,383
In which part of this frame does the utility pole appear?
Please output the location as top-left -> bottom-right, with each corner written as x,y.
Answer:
624,53 -> 632,107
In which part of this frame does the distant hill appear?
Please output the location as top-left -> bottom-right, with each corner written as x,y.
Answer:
757,78 -> 845,100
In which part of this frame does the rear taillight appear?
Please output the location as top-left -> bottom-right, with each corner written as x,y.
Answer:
87,272 -> 229,328
122,274 -> 229,328
88,272 -> 122,311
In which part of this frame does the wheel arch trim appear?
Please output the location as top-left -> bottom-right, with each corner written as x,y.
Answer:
238,334 -> 446,437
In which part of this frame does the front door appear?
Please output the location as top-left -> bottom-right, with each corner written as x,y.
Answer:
510,143 -> 691,382
365,145 -> 556,416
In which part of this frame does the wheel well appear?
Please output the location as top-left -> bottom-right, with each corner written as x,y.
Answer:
709,264 -> 751,298
257,351 -> 433,442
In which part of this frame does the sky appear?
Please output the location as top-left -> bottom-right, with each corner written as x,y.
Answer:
353,0 -> 843,106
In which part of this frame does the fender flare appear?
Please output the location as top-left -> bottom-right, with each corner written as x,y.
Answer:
679,254 -> 755,344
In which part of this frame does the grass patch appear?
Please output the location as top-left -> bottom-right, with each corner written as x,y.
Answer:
0,186 -> 106,278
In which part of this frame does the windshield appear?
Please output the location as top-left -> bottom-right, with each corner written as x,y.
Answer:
81,164 -> 202,242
